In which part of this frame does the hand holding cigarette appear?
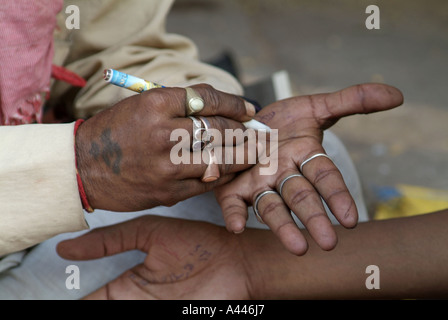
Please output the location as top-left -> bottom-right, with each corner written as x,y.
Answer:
104,69 -> 271,132
75,84 -> 261,212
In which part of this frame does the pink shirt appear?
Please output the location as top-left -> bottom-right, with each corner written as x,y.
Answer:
0,0 -> 62,125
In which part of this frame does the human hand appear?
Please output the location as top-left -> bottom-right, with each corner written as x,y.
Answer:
215,83 -> 404,255
58,210 -> 448,300
57,215 -> 252,300
75,84 -> 256,212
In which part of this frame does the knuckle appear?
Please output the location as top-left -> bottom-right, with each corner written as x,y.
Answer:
159,193 -> 178,207
195,83 -> 214,91
151,126 -> 175,146
288,188 -> 316,208
302,211 -> 327,227
222,203 -> 247,217
325,188 -> 350,203
209,116 -> 227,132
202,86 -> 221,112
147,88 -> 180,110
274,220 -> 297,236
218,193 -> 243,205
259,200 -> 284,219
160,162 -> 183,179
312,167 -> 340,185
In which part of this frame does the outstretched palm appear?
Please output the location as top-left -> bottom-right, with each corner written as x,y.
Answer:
215,83 -> 403,255
57,216 -> 251,299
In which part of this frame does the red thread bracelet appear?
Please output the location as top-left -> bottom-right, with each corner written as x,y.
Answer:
74,119 -> 94,213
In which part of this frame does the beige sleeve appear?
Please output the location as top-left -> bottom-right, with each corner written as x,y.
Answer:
0,123 -> 88,256
49,0 -> 243,119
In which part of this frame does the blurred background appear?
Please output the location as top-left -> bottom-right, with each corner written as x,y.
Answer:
168,0 -> 448,218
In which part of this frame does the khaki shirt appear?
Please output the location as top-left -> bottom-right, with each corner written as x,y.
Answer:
0,0 -> 242,256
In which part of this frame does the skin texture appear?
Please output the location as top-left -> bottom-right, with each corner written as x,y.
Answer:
75,84 -> 256,212
215,83 -> 404,254
76,82 -> 403,255
57,209 -> 448,300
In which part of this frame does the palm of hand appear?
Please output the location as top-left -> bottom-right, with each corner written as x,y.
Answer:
80,217 -> 250,300
214,84 -> 404,255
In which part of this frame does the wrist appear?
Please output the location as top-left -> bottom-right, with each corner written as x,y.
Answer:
240,229 -> 295,299
74,119 -> 95,212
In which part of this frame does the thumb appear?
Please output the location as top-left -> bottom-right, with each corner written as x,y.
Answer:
317,83 -> 404,128
57,217 -> 145,260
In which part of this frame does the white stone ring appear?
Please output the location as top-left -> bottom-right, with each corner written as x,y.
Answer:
185,87 -> 205,115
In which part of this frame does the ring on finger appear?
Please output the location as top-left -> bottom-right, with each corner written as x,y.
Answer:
189,116 -> 206,151
300,153 -> 333,173
197,116 -> 219,183
279,174 -> 304,197
185,87 -> 205,115
253,190 -> 278,224
198,116 -> 214,147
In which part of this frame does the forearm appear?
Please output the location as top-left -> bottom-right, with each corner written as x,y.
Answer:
243,210 -> 448,299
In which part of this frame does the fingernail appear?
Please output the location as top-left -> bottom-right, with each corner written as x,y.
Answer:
201,150 -> 220,183
245,101 -> 256,118
233,227 -> 245,235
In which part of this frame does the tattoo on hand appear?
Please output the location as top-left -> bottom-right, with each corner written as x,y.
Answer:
89,128 -> 122,175
128,243 -> 213,285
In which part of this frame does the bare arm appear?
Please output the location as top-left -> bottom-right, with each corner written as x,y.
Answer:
244,209 -> 448,299
58,209 -> 448,299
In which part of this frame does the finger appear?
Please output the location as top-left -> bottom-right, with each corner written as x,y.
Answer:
215,188 -> 250,234
299,152 -> 358,229
215,165 -> 272,234
276,170 -> 338,251
181,84 -> 256,122
56,218 -> 145,260
254,191 -> 309,255
284,83 -> 404,128
155,174 -> 236,206
178,116 -> 248,148
171,134 -> 261,180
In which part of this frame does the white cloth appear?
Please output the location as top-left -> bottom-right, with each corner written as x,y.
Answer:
0,123 -> 88,256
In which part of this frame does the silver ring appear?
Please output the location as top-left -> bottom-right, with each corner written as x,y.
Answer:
279,174 -> 303,197
198,116 -> 214,147
300,153 -> 332,172
185,87 -> 205,115
189,116 -> 205,151
253,190 -> 278,224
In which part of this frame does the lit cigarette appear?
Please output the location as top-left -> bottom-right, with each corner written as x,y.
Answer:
104,69 -> 271,132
